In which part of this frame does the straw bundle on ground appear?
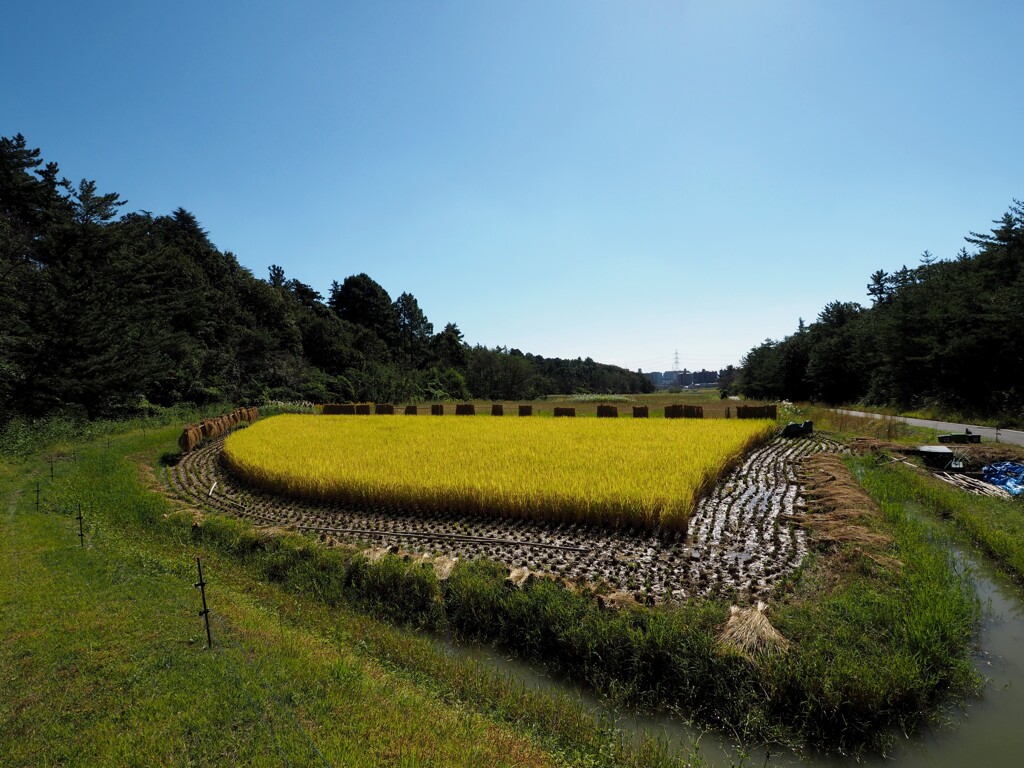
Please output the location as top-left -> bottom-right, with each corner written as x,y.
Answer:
553,407 -> 575,418
405,405 -> 418,415
683,405 -> 704,419
632,406 -> 648,418
455,403 -> 476,416
518,405 -> 532,416
374,403 -> 395,415
664,404 -> 684,419
355,404 -> 371,415
597,405 -> 618,418
718,601 -> 790,660
431,404 -> 445,416
491,404 -> 504,416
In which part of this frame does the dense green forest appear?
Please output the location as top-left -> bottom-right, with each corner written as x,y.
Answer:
737,201 -> 1024,426
0,134 -> 652,423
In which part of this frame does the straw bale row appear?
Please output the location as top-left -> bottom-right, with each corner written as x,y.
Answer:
178,407 -> 259,453
736,405 -> 778,420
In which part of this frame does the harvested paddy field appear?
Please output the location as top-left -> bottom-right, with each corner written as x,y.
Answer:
168,427 -> 842,602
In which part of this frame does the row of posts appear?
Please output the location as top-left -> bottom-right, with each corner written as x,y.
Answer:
322,403 -> 777,419
32,451 -> 215,650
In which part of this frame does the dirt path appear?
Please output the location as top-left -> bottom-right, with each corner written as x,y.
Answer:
166,433 -> 841,603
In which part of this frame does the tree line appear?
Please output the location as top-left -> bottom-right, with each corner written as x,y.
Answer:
736,201 -> 1024,426
0,134 -> 652,423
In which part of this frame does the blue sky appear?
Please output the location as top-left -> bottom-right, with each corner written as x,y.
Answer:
4,1 -> 1022,373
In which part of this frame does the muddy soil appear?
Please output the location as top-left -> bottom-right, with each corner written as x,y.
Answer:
166,433 -> 842,603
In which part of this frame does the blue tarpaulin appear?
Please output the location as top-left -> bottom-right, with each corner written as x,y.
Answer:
982,462 -> 1024,496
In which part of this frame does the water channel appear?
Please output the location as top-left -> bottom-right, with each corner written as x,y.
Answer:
449,506 -> 1024,767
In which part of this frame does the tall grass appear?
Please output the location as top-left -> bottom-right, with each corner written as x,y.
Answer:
780,403 -> 937,443
223,414 -> 775,531
889,464 -> 1024,580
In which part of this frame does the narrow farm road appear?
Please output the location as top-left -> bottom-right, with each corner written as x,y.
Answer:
831,408 -> 1024,447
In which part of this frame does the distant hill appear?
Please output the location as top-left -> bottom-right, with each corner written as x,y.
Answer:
0,134 -> 652,421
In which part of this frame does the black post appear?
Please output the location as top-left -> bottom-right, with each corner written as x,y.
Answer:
194,557 -> 212,649
49,458 -> 54,480
77,503 -> 84,547
35,482 -> 40,512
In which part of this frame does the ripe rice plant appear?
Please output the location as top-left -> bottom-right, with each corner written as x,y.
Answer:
222,415 -> 775,531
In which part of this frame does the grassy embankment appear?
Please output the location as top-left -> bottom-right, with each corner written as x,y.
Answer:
1,416 -> 984,758
0,428 -> 701,768
869,460 -> 1024,582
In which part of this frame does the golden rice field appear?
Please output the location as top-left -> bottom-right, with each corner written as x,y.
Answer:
222,414 -> 776,531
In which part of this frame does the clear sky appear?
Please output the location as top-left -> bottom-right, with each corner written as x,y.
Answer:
4,1 -> 1022,374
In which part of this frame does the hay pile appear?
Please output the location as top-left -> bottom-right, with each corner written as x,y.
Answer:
455,403 -> 476,415
553,407 -> 576,418
323,404 -> 356,415
178,406 -> 260,453
518,405 -> 533,416
718,601 -> 790,660
632,405 -> 649,418
788,453 -> 899,569
491,403 -> 504,416
596,404 -> 618,418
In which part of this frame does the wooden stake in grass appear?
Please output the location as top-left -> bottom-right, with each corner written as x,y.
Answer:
77,502 -> 84,547
194,557 -> 212,649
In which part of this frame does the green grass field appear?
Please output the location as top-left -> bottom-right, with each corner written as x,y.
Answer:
0,429 -> 696,768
